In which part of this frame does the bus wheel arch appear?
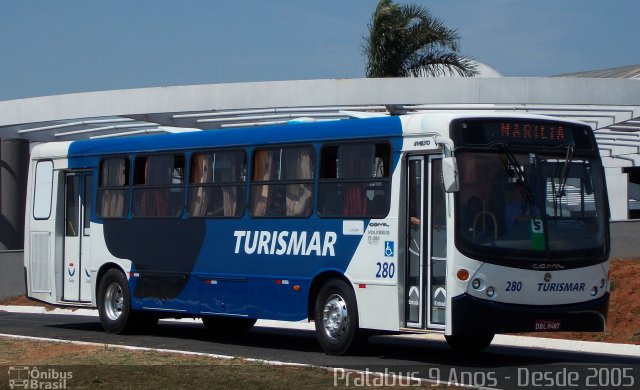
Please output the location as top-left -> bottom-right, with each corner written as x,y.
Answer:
310,273 -> 365,355
307,271 -> 350,320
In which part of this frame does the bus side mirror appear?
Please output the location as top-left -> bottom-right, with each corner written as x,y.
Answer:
442,156 -> 459,193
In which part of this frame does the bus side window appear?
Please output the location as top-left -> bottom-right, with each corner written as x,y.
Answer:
251,149 -> 279,217
341,144 -> 374,216
283,147 -> 314,217
96,157 -> 130,219
250,146 -> 314,218
189,150 -> 246,218
318,142 -> 390,218
132,154 -> 185,218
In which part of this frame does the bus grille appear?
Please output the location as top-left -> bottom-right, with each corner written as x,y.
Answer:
30,232 -> 51,293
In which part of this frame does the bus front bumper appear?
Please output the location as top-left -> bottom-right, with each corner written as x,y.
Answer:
450,293 -> 609,335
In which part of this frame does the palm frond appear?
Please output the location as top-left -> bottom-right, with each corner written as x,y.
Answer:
363,0 -> 476,78
406,52 -> 478,77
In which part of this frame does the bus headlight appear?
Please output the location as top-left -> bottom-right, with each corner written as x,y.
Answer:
590,286 -> 598,296
600,278 -> 606,289
486,286 -> 495,297
472,278 -> 482,290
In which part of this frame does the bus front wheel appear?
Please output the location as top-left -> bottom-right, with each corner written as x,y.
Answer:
314,279 -> 363,355
445,334 -> 495,353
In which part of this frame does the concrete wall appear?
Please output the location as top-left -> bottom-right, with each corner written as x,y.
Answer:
610,221 -> 640,259
0,250 -> 25,300
0,138 -> 29,250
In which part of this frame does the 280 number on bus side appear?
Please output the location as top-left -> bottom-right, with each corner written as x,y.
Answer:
376,262 -> 395,278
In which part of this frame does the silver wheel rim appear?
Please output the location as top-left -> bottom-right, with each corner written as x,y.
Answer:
322,293 -> 349,340
104,281 -> 124,321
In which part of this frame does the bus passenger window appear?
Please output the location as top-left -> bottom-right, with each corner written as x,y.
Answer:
284,148 -> 313,217
188,150 -> 246,218
96,158 -> 130,219
318,142 -> 390,218
132,154 -> 185,218
250,146 -> 314,218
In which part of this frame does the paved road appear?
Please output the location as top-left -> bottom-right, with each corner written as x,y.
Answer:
1,311 -> 639,388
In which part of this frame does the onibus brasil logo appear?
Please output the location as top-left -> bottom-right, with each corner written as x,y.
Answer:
8,366 -> 73,389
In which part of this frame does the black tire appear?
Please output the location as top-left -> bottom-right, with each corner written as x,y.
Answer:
314,279 -> 363,355
202,316 -> 257,333
445,334 -> 495,353
97,268 -> 134,334
97,268 -> 158,334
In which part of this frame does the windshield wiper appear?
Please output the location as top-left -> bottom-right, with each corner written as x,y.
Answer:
556,144 -> 575,198
496,142 -> 535,205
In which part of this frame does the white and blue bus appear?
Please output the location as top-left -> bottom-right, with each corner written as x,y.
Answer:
24,112 -> 610,355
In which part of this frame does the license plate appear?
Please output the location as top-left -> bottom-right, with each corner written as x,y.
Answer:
534,319 -> 561,331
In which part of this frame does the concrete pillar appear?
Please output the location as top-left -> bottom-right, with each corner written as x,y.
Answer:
0,138 -> 30,250
605,167 -> 628,221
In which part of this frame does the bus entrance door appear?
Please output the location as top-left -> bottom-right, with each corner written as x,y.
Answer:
405,156 -> 447,330
62,172 -> 92,302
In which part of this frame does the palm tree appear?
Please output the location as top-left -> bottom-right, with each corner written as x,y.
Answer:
363,0 -> 477,78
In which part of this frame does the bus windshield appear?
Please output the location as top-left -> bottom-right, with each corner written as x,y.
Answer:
455,149 -> 608,265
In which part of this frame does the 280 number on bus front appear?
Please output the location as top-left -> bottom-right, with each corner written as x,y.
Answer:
505,281 -> 523,292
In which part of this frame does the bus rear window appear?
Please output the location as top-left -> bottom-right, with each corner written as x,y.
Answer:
318,142 -> 390,218
33,160 -> 54,220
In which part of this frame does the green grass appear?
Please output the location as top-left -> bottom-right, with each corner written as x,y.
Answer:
0,337 -> 455,389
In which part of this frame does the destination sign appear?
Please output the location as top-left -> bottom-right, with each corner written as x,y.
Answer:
453,119 -> 594,150
494,122 -> 568,143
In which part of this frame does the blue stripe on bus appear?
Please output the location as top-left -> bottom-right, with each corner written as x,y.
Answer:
121,218 -> 366,320
66,117 -> 403,320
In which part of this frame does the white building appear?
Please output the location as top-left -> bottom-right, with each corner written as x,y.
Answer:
1,68 -> 639,297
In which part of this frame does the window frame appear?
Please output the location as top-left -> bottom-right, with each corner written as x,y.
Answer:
33,160 -> 54,220
131,153 -> 186,219
96,156 -> 131,219
249,144 -> 316,218
187,149 -> 247,218
317,141 -> 392,219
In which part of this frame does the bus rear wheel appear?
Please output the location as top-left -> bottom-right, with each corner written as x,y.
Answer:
314,279 -> 363,355
445,334 -> 495,353
97,268 -> 157,334
97,268 -> 134,334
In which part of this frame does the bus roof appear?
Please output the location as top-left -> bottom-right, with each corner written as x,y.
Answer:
67,116 -> 403,158
39,112 -> 591,159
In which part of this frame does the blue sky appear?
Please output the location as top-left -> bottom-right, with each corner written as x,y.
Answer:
1,0 -> 638,100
